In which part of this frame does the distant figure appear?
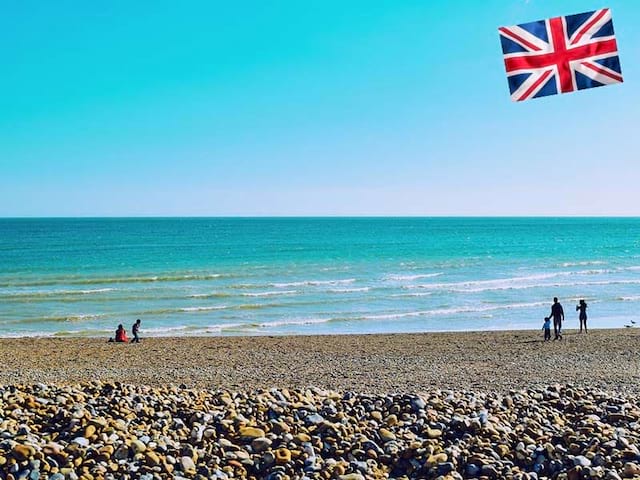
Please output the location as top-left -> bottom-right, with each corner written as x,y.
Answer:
549,297 -> 564,340
131,319 -> 141,343
542,317 -> 551,341
576,299 -> 588,333
115,324 -> 129,343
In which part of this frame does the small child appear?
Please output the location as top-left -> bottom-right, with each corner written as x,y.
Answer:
542,317 -> 551,341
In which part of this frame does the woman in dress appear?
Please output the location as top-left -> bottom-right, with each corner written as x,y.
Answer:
576,299 -> 588,333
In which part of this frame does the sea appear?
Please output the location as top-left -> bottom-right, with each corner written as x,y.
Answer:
1,218 -> 639,338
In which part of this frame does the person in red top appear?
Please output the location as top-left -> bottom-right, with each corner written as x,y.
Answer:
115,324 -> 129,343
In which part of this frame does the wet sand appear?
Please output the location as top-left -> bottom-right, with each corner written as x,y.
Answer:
2,328 -> 638,392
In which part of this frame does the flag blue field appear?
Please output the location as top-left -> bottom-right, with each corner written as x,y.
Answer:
499,9 -> 623,102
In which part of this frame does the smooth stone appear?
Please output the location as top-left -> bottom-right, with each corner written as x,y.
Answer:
623,462 -> 640,477
338,475 -> 365,480
180,456 -> 196,473
251,437 -> 272,452
574,456 -> 592,467
379,428 -> 396,442
71,437 -> 89,447
238,427 -> 265,442
466,464 -> 480,476
305,414 -> 324,425
427,453 -> 448,466
12,445 -> 35,461
275,448 -> 291,464
131,440 -> 146,453
145,451 -> 161,466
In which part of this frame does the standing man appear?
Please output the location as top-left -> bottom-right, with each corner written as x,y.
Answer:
131,318 -> 141,343
549,297 -> 564,340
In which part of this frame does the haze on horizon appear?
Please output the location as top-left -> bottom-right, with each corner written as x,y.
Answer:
1,0 -> 639,217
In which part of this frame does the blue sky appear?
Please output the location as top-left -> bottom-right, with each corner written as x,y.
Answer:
1,0 -> 638,216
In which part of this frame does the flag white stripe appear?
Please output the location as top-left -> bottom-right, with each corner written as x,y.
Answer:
569,9 -> 612,46
501,25 -> 549,51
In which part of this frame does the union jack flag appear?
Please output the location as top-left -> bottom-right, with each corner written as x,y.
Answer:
499,8 -> 623,102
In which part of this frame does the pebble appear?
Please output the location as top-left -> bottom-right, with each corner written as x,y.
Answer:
0,383 -> 637,479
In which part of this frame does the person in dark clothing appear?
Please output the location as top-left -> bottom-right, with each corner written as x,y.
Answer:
131,318 -> 141,343
549,297 -> 564,340
576,299 -> 588,333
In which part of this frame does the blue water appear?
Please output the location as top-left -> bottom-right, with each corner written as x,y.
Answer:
1,218 -> 639,338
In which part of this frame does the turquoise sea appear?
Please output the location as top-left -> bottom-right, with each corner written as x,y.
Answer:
1,218 -> 639,338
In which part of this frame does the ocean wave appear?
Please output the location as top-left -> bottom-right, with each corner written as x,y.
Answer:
0,288 -> 117,299
258,318 -> 333,328
406,271 -> 638,293
188,292 -> 232,298
328,287 -> 370,293
618,296 -> 640,302
179,306 -> 229,312
0,273 -> 224,288
5,313 -> 107,325
241,290 -> 298,297
561,261 -> 606,267
386,273 -> 443,281
271,279 -> 356,288
408,273 -> 565,291
391,292 -> 433,297
361,302 -> 548,321
142,323 -> 245,335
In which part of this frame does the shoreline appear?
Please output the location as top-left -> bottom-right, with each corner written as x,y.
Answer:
2,328 -> 638,393
3,323 -> 625,340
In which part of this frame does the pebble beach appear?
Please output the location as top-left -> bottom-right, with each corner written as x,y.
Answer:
1,329 -> 640,480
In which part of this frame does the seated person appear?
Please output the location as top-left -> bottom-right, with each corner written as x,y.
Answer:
115,324 -> 129,343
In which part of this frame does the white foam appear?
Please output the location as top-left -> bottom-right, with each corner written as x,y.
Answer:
179,306 -> 228,312
0,287 -> 117,298
271,279 -> 356,288
386,273 -> 443,281
242,290 -> 298,297
619,296 -> 640,302
258,318 -> 332,328
363,302 -> 548,320
391,292 -> 433,297
328,287 -> 370,293
561,261 -> 606,267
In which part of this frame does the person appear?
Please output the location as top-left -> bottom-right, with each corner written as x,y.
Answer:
115,324 -> 128,343
549,297 -> 564,340
576,299 -> 588,333
131,319 -> 141,343
542,317 -> 551,341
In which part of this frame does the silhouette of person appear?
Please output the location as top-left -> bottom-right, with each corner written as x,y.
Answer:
131,318 -> 141,343
576,299 -> 588,333
549,297 -> 564,340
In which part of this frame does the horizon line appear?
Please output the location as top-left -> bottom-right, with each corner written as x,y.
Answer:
2,214 -> 640,219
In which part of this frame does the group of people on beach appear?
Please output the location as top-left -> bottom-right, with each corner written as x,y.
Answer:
542,297 -> 588,341
109,319 -> 141,343
106,299 -> 588,344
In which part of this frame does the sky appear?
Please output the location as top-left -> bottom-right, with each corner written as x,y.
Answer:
1,0 -> 639,216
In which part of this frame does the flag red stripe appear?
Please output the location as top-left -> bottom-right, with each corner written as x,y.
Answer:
518,70 -> 553,101
571,9 -> 609,46
582,62 -> 623,82
499,27 -> 542,52
504,39 -> 618,72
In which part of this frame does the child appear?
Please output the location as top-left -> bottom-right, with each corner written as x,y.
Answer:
131,318 -> 141,343
542,317 -> 551,341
